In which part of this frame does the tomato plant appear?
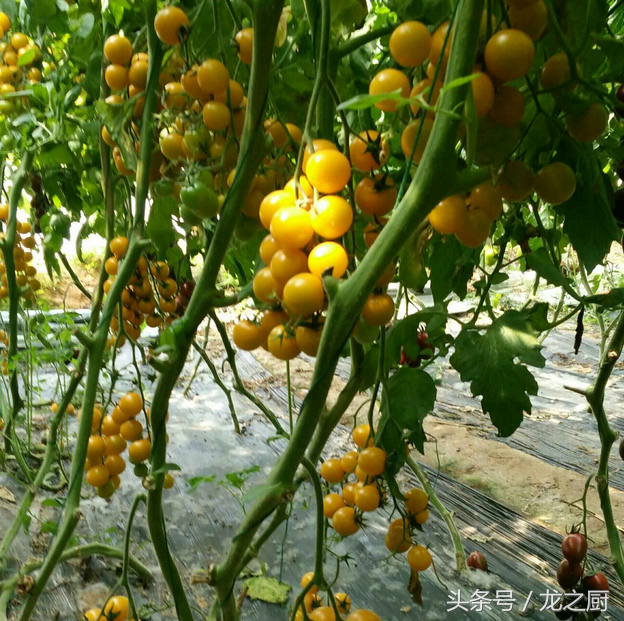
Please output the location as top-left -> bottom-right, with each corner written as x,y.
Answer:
0,0 -> 623,620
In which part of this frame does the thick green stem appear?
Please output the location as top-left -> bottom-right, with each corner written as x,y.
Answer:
406,456 -> 466,572
211,0 -> 486,610
585,310 -> 624,584
16,5 -> 162,620
1,152 -> 34,460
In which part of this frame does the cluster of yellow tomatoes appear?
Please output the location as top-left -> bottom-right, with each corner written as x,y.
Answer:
82,391 -> 172,499
320,423 -> 433,576
0,209 -> 40,304
0,12 -> 43,116
231,136 -> 397,361
83,595 -> 132,621
294,574 -> 379,621
103,235 -> 181,349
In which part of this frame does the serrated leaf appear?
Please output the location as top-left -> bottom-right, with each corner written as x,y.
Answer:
243,577 -> 291,605
338,89 -> 410,111
146,197 -> 177,254
186,475 -> 216,492
152,463 -> 181,475
450,305 -> 548,437
428,235 -> 477,303
584,288 -> 624,308
524,247 -> 581,300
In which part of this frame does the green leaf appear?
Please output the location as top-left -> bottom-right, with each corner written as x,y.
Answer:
41,520 -> 59,534
380,367 -> 436,454
563,0 -> 607,53
524,247 -> 580,299
428,235 -> 477,303
450,305 -> 548,437
556,166 -> 620,273
584,288 -> 624,308
186,475 -> 216,492
95,98 -> 137,171
151,463 -> 181,475
75,13 -> 95,38
338,89 -> 410,111
16,49 -> 36,67
26,0 -> 56,24
243,577 -> 291,605
0,0 -> 18,21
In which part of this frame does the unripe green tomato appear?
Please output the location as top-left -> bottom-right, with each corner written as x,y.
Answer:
151,179 -> 174,198
483,245 -> 499,267
180,205 -> 203,226
354,317 -> 379,346
134,464 -> 149,477
180,182 -> 219,219
97,480 -> 116,498
198,168 -> 215,190
0,100 -> 14,115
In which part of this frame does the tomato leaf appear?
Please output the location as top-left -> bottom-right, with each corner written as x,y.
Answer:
450,305 -> 548,437
524,247 -> 581,300
428,235 -> 477,303
555,163 -> 620,273
243,576 -> 291,605
381,367 -> 436,455
338,90 -> 410,111
584,288 -> 624,308
146,197 -> 177,255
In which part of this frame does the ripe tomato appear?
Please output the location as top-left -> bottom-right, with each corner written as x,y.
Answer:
163,82 -> 187,111
358,447 -> 386,476
340,451 -> 358,474
562,532 -> 588,564
202,101 -> 230,132
355,484 -> 380,512
104,454 -> 126,476
349,130 -> 388,172
410,78 -> 442,116
197,59 -> 229,96
283,273 -> 324,317
105,256 -> 118,276
488,85 -> 526,127
472,72 -> 495,117
352,423 -> 373,448
120,391 -> 142,417
496,160 -> 534,202
508,0 -> 547,40
295,325 -> 323,357
129,438 -> 151,463
308,242 -> 348,279
105,64 -> 128,91
368,68 -> 411,112
321,458 -> 345,483
271,206 -> 314,249
84,609 -> 103,621
154,6 -> 189,46
468,181 -> 503,221
428,195 -> 467,234
86,464 -> 110,487
311,195 -> 353,239
128,59 -> 148,89
389,20 -> 431,67
346,611 -> 381,621
355,176 -> 397,217
306,150 -> 351,195
467,551 -> 488,571
300,571 -> 318,593
533,162 -> 576,205
582,572 -> 609,593
11,32 -> 28,50
253,267 -> 280,304
363,220 -> 386,248
401,117 -> 434,164
101,415 -> 120,437
361,293 -> 394,326
407,545 -> 432,571
159,131 -> 185,161
214,79 -> 245,110
236,28 -> 253,64
210,135 -> 238,168
259,309 -> 289,337
405,487 -> 428,514
342,482 -> 357,506
541,52 -> 579,90
332,506 -> 360,536
484,29 -> 535,82
386,519 -> 412,553
376,262 -> 396,288
267,325 -> 300,360
180,69 -> 203,101
565,102 -> 608,143
284,175 -> 313,200
270,248 -> 309,284
87,435 -> 107,461
335,593 -> 351,614
456,208 -> 491,248
415,509 -> 429,525
323,493 -> 346,518
429,21 -> 452,71
163,473 -> 175,489
104,34 -> 133,65
120,419 -> 143,442
302,139 -> 338,173
104,596 -> 129,621
105,435 -> 127,455
112,405 -> 131,425
233,320 -> 264,351
259,190 -> 295,230
557,559 -> 582,589
309,607 -> 336,621
0,12 -> 10,32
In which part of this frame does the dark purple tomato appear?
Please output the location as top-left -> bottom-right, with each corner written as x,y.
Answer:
582,572 -> 609,593
562,533 -> 588,564
557,559 -> 582,589
466,551 -> 488,571
180,280 -> 196,299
